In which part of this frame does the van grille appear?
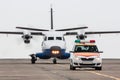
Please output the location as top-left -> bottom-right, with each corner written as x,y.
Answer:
81,58 -> 94,61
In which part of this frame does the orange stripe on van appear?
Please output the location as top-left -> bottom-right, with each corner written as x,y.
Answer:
74,52 -> 100,57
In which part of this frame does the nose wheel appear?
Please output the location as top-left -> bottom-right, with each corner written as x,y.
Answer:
53,58 -> 57,64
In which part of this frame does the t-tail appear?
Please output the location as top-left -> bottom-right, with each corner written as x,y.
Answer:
16,7 -> 88,31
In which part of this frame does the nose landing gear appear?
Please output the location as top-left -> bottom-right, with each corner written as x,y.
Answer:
53,58 -> 57,64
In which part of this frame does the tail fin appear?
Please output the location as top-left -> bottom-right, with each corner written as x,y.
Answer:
51,8 -> 53,30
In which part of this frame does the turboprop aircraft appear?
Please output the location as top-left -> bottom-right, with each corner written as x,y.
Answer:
0,7 -> 120,64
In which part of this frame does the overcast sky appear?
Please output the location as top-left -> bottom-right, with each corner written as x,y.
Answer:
0,0 -> 120,58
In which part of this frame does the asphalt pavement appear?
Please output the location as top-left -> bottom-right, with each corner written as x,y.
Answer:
0,59 -> 120,80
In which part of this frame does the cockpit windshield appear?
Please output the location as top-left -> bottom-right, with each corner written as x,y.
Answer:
56,37 -> 62,40
48,37 -> 54,40
74,45 -> 98,52
46,36 -> 64,41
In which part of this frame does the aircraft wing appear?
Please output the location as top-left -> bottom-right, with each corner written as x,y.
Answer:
0,31 -> 23,34
0,31 -> 44,35
30,32 -> 44,35
64,32 -> 78,35
85,31 -> 120,34
64,31 -> 120,36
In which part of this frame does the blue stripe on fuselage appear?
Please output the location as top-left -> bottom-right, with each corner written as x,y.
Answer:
36,49 -> 66,55
35,49 -> 70,59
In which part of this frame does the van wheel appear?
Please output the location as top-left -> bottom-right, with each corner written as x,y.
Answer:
95,67 -> 102,70
70,64 -> 76,70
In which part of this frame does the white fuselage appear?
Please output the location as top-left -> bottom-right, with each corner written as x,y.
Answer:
41,31 -> 66,51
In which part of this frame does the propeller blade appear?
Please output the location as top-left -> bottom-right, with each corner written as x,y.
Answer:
16,27 -> 49,31
85,31 -> 120,34
55,27 -> 88,31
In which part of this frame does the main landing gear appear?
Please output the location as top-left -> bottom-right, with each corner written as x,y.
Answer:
53,58 -> 57,64
30,54 -> 37,64
30,54 -> 58,64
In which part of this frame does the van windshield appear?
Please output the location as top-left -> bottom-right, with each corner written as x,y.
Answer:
74,45 -> 98,52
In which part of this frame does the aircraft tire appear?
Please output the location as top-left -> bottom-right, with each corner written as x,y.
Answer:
31,59 -> 36,64
70,64 -> 76,70
30,54 -> 37,64
95,67 -> 102,70
53,58 -> 57,64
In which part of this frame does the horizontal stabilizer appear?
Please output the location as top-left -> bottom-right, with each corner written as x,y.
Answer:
55,27 -> 88,31
16,27 -> 49,31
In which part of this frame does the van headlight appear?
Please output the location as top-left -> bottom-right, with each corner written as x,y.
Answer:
76,57 -> 79,60
96,57 -> 101,61
75,56 -> 79,60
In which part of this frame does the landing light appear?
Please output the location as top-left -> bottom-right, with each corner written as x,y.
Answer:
52,50 -> 60,54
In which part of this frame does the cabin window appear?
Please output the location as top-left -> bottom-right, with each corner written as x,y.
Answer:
56,37 -> 62,40
48,37 -> 54,40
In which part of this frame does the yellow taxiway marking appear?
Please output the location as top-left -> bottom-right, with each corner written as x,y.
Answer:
88,71 -> 120,80
56,64 -> 120,80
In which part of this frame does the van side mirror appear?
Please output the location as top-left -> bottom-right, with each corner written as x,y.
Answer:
70,51 -> 74,53
99,51 -> 103,53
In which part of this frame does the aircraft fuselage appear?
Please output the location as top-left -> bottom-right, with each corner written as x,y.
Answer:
35,32 -> 70,62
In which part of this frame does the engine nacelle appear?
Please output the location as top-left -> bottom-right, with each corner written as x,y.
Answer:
76,34 -> 87,40
24,39 -> 30,44
22,35 -> 32,39
22,34 -> 32,44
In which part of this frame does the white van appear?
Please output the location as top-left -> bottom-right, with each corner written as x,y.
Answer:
70,40 -> 102,70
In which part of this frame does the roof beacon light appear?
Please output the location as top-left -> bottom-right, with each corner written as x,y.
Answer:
90,40 -> 95,43
75,40 -> 80,43
75,39 -> 95,43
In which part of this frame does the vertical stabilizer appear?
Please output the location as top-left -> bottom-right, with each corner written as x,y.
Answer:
51,8 -> 53,30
